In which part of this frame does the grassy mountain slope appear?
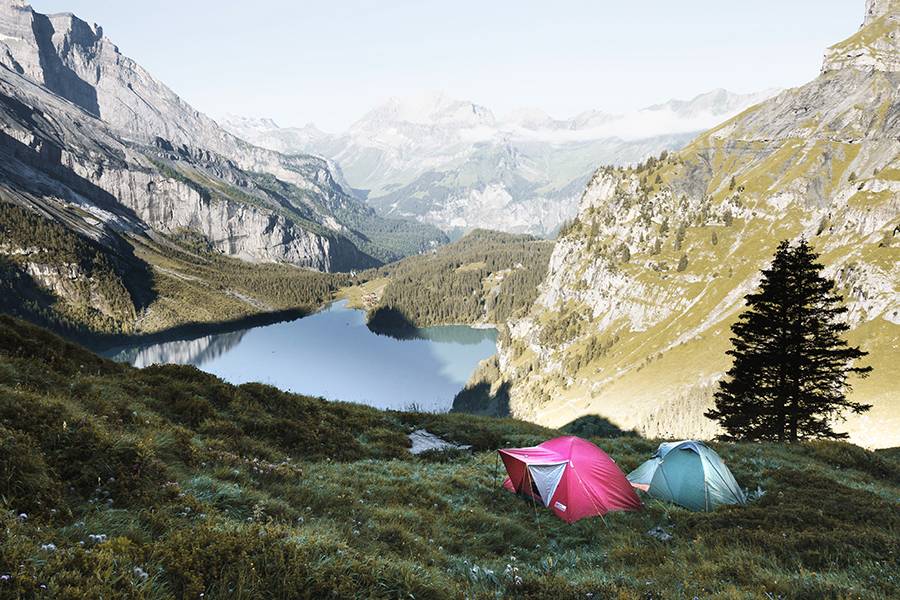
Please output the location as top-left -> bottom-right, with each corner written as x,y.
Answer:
126,233 -> 352,336
0,199 -> 353,340
1,316 -> 898,598
500,5 -> 900,448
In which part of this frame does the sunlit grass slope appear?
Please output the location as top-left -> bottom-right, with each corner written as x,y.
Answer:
1,316 -> 898,598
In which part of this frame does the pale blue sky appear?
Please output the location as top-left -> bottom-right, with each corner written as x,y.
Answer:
31,1 -> 861,131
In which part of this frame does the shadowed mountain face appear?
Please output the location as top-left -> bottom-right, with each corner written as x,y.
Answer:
109,330 -> 248,368
499,0 -> 900,449
0,1 -> 448,336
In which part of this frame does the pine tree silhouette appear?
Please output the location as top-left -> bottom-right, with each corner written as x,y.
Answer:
706,239 -> 871,442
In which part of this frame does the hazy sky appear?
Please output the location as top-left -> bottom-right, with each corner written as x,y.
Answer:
31,1 -> 861,131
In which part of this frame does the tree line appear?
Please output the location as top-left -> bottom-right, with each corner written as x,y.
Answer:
369,229 -> 554,327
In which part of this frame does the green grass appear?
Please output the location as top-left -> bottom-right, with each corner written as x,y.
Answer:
1,316 -> 898,598
129,232 -> 351,334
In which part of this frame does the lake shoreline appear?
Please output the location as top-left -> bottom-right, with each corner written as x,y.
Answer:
104,300 -> 499,413
88,292 -> 501,356
87,308 -> 311,355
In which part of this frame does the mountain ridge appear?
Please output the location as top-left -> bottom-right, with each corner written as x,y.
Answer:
496,0 -> 900,449
223,89 -> 777,237
0,1 -> 445,266
0,1 -> 446,336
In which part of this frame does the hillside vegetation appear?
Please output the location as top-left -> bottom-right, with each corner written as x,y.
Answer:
128,233 -> 352,335
500,8 -> 900,448
1,316 -> 898,598
358,229 -> 554,328
0,200 -> 357,342
0,201 -> 153,335
1,199 -> 551,344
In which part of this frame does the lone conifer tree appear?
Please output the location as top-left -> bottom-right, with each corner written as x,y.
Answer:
706,239 -> 871,442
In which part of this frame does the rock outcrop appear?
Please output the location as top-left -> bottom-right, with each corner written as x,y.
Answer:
866,0 -> 897,24
499,0 -> 900,448
823,0 -> 899,72
0,64 -> 353,270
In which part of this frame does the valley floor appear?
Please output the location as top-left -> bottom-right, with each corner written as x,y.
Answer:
1,316 -> 898,599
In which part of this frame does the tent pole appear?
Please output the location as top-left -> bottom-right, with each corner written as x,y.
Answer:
526,469 -> 542,534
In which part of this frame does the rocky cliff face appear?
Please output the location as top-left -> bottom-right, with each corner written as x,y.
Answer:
0,64 -> 353,270
0,2 -> 343,195
499,1 -> 900,448
866,0 -> 897,24
0,1 -> 443,278
823,0 -> 899,72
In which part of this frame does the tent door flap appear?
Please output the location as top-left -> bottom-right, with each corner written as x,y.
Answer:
527,462 -> 567,507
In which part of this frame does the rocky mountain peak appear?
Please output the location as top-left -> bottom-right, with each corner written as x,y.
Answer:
498,0 -> 900,448
865,0 -> 898,25
823,0 -> 898,72
0,1 -> 121,118
353,91 -> 496,132
45,11 -> 104,46
0,3 -> 106,55
222,114 -> 282,131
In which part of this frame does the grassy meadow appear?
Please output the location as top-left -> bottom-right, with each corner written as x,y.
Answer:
0,315 -> 898,599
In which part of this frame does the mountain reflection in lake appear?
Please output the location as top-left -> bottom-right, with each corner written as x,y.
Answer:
105,300 -> 497,412
112,330 -> 248,368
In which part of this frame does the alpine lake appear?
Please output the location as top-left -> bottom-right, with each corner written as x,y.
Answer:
103,300 -> 498,412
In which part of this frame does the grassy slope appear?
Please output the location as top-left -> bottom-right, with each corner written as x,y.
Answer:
129,233 -> 351,335
0,198 -> 354,340
540,155 -> 898,446
1,316 -> 898,599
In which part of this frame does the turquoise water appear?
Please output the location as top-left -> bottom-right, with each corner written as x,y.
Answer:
106,300 -> 497,412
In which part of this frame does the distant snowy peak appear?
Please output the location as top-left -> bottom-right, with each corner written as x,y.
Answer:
500,107 -> 562,130
221,114 -> 282,132
353,91 -> 496,131
221,115 -> 328,139
224,88 -> 778,150
499,89 -> 781,142
569,109 -> 619,130
645,88 -> 782,119
344,88 -> 778,139
219,115 -> 332,155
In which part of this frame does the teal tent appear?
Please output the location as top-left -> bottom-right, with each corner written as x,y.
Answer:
627,440 -> 746,511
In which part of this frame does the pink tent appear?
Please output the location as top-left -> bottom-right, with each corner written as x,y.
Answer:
498,436 -> 642,523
